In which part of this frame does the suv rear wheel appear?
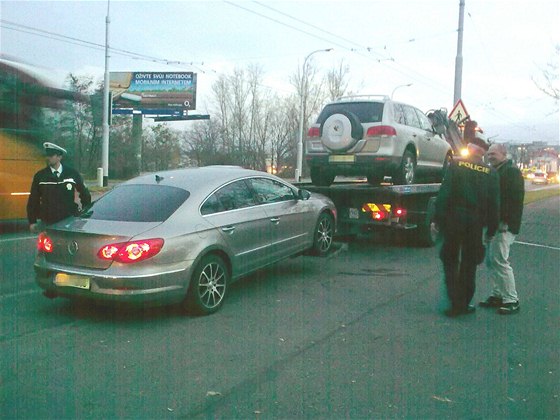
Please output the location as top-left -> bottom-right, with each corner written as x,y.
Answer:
310,167 -> 336,186
393,150 -> 416,185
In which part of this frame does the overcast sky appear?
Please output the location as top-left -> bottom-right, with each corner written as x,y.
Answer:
1,0 -> 558,143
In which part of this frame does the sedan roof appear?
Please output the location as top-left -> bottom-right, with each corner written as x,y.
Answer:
121,166 -> 282,195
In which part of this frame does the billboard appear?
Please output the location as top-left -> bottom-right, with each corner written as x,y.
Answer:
110,72 -> 196,113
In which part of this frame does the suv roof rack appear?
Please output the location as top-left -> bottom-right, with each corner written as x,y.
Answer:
335,94 -> 390,102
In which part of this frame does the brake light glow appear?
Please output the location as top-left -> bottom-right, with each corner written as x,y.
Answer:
362,203 -> 391,221
37,232 -> 53,253
394,208 -> 407,217
366,126 -> 397,137
308,127 -> 320,137
97,238 -> 164,263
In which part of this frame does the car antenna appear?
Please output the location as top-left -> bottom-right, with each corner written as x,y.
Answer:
155,175 -> 164,183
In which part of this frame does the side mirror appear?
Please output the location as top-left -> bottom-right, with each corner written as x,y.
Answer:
298,189 -> 311,200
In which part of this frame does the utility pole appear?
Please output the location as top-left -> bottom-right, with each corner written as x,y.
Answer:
295,48 -> 333,182
101,0 -> 111,186
454,0 -> 465,105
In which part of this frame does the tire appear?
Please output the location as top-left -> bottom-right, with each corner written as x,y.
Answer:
320,111 -> 363,151
185,255 -> 228,315
393,150 -> 416,185
310,213 -> 334,256
310,167 -> 336,186
414,198 -> 437,247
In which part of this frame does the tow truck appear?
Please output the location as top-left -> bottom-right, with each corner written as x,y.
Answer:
295,110 -> 482,247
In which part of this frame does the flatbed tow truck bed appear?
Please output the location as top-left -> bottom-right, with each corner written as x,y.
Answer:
294,180 -> 441,247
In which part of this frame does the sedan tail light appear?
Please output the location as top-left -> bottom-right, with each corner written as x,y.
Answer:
37,232 -> 53,253
97,238 -> 164,264
366,125 -> 397,137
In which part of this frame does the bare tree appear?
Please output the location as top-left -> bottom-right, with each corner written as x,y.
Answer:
268,95 -> 299,176
326,59 -> 350,101
61,74 -> 100,175
533,44 -> 559,110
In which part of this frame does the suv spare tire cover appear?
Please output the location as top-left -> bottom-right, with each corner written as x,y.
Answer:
320,111 -> 363,151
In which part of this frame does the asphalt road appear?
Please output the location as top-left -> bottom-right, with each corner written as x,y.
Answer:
0,196 -> 558,419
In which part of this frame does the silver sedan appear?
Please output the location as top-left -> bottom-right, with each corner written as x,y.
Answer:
35,166 -> 337,314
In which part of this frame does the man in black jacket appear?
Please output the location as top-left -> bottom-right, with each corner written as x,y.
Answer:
480,143 -> 525,314
432,143 -> 500,317
27,142 -> 91,231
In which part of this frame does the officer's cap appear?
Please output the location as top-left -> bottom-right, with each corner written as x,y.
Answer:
43,142 -> 67,156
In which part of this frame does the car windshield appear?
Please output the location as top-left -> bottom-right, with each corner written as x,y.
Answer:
82,184 -> 189,222
316,102 -> 385,124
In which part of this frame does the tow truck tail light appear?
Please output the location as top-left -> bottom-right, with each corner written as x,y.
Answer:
362,203 -> 391,221
37,232 -> 53,253
366,125 -> 397,137
394,208 -> 407,217
307,127 -> 320,138
97,238 -> 164,264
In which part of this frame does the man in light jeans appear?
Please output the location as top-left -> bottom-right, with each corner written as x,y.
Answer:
481,144 -> 525,314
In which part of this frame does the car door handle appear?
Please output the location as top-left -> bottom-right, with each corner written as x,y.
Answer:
270,217 -> 280,224
221,226 -> 235,233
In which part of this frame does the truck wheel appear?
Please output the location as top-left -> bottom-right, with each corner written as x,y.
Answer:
414,198 -> 437,247
310,167 -> 336,186
393,150 -> 416,185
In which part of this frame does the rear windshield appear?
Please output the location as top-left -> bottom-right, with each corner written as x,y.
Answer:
316,102 -> 385,124
82,184 -> 189,222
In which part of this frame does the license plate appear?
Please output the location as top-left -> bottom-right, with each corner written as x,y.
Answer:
329,155 -> 355,163
54,273 -> 90,289
348,208 -> 360,219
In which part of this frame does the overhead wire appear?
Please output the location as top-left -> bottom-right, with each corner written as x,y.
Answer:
0,19 -> 207,73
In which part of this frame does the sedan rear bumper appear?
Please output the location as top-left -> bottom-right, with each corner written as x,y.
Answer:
34,264 -> 190,306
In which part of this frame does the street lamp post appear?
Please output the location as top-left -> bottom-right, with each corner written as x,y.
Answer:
101,0 -> 111,187
295,48 -> 333,182
391,83 -> 412,99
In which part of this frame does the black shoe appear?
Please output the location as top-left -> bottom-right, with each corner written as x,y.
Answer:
479,296 -> 503,308
497,301 -> 520,315
444,305 -> 476,318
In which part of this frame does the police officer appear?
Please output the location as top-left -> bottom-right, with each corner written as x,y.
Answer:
432,143 -> 500,317
27,142 -> 91,232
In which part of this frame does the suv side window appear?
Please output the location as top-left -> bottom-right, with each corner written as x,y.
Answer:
403,105 -> 421,129
248,177 -> 296,204
415,109 -> 433,131
393,103 -> 406,125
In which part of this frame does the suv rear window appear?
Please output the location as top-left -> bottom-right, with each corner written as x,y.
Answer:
82,185 -> 189,222
316,102 -> 384,124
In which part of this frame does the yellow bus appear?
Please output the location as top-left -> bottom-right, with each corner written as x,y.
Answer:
0,58 -> 85,221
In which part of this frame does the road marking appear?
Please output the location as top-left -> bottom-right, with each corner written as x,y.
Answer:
0,235 -> 36,243
515,240 -> 560,251
0,289 -> 37,300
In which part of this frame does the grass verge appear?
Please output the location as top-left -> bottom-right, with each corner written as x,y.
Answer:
524,186 -> 560,204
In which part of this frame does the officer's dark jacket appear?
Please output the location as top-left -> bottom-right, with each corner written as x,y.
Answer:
27,165 -> 92,224
434,157 -> 500,237
495,160 -> 524,234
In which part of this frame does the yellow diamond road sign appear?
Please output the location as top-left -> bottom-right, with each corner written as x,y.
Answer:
449,99 -> 469,124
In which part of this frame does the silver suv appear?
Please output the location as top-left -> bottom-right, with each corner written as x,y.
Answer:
305,95 -> 452,186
